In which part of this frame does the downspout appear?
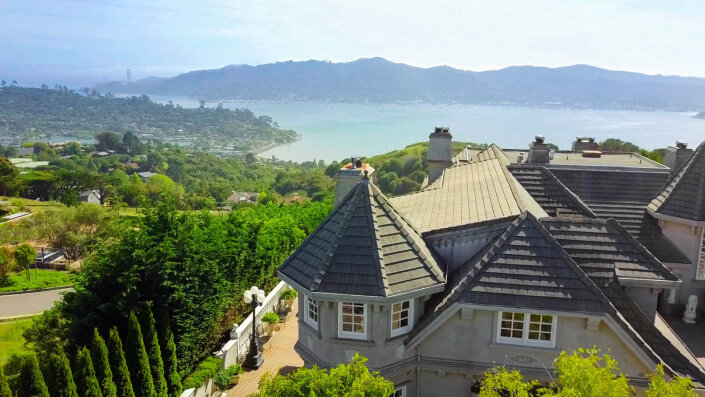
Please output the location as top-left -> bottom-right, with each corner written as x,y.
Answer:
416,345 -> 421,397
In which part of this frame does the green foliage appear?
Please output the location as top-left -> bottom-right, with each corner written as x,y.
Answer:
366,141 -> 480,195
0,248 -> 12,285
257,354 -> 394,397
479,367 -> 538,397
22,307 -> 69,358
13,243 -> 36,281
545,347 -> 632,397
0,269 -> 74,293
279,289 -> 297,301
44,351 -> 78,397
141,306 -> 168,397
646,364 -> 696,397
261,312 -> 279,324
34,203 -> 115,262
26,199 -> 330,378
214,365 -> 242,391
75,347 -> 104,397
17,353 -> 50,397
598,138 -> 640,153
181,357 -> 222,390
124,312 -> 156,397
90,329 -> 117,397
107,328 -> 135,397
155,307 -> 181,397
0,366 -> 11,397
0,157 -> 18,196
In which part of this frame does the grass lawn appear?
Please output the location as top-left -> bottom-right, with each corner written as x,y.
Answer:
0,318 -> 33,364
0,269 -> 74,293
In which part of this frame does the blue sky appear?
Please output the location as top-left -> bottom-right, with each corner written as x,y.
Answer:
2,0 -> 705,87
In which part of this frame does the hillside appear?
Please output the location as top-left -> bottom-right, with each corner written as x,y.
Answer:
96,58 -> 705,110
0,86 -> 296,151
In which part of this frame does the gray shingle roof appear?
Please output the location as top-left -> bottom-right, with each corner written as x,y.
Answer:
548,168 -> 689,264
509,165 -> 596,218
649,140 -> 705,222
277,180 -> 445,298
541,218 -> 680,285
438,212 -> 607,313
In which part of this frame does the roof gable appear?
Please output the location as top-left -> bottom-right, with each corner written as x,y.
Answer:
439,212 -> 607,313
649,141 -> 705,222
277,180 -> 445,298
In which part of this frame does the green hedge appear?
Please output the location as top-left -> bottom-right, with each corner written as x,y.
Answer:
181,357 -> 222,390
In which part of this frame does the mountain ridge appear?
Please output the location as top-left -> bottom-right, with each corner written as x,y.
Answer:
96,57 -> 705,110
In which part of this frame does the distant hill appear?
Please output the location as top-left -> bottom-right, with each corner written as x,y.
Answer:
96,58 -> 705,110
695,112 -> 705,119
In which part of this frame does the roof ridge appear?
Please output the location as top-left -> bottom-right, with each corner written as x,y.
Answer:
605,218 -> 679,281
650,140 -> 705,220
439,213 -> 527,309
371,184 -> 445,283
366,184 -> 391,296
310,183 -> 362,291
277,182 -> 362,281
542,167 -> 598,218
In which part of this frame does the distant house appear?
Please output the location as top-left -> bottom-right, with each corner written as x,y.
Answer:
79,190 -> 101,204
137,171 -> 159,181
226,191 -> 259,204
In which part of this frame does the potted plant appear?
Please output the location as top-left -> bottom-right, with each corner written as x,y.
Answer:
262,311 -> 279,337
214,365 -> 242,396
279,288 -> 298,311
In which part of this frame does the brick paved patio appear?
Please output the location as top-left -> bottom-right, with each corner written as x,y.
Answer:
227,301 -> 303,397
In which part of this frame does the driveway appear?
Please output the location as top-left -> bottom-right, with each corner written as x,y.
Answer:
0,287 -> 73,319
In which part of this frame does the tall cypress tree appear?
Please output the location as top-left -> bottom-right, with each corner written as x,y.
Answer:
141,306 -> 168,397
45,352 -> 78,397
0,366 -> 12,397
75,347 -> 104,397
125,312 -> 156,397
155,306 -> 182,397
91,329 -> 117,397
107,327 -> 135,397
17,353 -> 50,397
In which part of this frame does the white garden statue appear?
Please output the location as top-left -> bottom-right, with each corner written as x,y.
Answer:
683,294 -> 698,324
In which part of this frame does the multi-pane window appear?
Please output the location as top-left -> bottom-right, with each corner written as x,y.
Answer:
394,386 -> 407,397
696,230 -> 705,280
338,302 -> 367,339
391,300 -> 413,337
304,296 -> 318,329
497,311 -> 556,347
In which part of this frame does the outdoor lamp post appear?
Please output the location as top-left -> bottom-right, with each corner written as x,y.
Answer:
243,285 -> 266,369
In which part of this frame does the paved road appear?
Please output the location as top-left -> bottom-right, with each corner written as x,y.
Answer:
0,287 -> 73,318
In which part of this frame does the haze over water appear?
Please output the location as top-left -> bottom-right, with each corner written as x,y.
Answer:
143,95 -> 704,163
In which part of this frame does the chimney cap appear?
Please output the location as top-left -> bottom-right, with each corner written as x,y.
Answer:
676,140 -> 688,149
576,136 -> 595,142
534,135 -> 545,144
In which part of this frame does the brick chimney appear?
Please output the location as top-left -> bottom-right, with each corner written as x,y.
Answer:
334,157 -> 375,207
426,127 -> 453,185
664,141 -> 694,176
527,135 -> 550,164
